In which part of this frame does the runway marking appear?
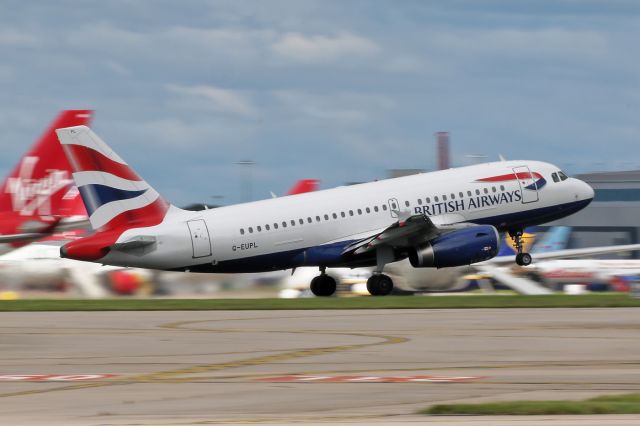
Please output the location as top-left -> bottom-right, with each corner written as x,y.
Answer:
0,374 -> 117,381
0,319 -> 409,397
255,375 -> 483,383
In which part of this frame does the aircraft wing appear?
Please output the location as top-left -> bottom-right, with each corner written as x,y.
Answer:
482,243 -> 640,266
342,213 -> 468,256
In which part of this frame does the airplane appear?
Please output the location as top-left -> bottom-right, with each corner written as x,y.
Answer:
55,125 -> 595,296
0,110 -> 92,253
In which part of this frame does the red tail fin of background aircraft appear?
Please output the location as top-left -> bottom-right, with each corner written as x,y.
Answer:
0,110 -> 93,216
0,110 -> 92,245
286,179 -> 320,195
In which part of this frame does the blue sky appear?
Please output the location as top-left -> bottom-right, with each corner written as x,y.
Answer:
0,0 -> 638,205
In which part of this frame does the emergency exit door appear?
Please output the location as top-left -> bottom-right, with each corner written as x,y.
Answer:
187,219 -> 212,258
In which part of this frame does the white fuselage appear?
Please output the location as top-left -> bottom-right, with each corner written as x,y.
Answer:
100,160 -> 594,273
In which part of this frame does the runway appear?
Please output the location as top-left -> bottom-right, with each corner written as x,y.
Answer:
1,308 -> 640,425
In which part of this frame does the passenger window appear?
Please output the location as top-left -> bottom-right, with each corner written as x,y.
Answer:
341,211 -> 346,218
382,205 -> 387,211
467,190 -> 472,197
451,193 -> 455,200
483,188 -> 488,194
366,207 -> 371,213
266,224 -> 271,230
282,221 -> 287,228
249,227 -> 253,233
442,195 -> 447,201
324,214 -> 329,220
274,223 -> 278,229
475,189 -> 480,195
417,199 -> 422,205
307,217 -> 312,223
492,186 -> 497,193
426,197 -> 431,203
434,196 -> 439,202
459,192 -> 464,198
500,185 -> 505,191
240,228 -> 245,235
316,216 -> 321,222
357,209 -> 362,215
332,213 -> 337,219
404,201 -> 410,207
299,219 -> 304,225
349,210 -> 354,216
291,220 -> 295,226
374,206 -> 379,212
257,226 -> 262,232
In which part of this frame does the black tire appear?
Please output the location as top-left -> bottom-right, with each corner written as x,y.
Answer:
515,252 -> 532,266
310,275 -> 337,297
367,274 -> 394,296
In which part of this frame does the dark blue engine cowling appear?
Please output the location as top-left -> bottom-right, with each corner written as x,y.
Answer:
408,225 -> 500,268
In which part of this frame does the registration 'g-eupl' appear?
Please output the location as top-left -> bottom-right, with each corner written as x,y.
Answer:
55,125 -> 594,296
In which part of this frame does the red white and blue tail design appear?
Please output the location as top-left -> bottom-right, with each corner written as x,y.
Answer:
56,125 -> 169,232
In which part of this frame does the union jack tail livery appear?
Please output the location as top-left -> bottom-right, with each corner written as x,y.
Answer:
56,125 -> 169,232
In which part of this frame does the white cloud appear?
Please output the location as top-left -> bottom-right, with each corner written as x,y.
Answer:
166,84 -> 258,117
271,32 -> 380,64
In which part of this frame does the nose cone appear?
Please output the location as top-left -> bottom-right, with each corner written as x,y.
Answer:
579,179 -> 595,202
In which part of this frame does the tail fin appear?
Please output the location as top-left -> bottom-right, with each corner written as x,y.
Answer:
531,226 -> 571,254
56,125 -> 169,232
286,179 -> 320,196
0,110 -> 93,216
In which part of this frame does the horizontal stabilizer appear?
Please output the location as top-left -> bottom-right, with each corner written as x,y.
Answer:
110,236 -> 156,251
0,233 -> 47,244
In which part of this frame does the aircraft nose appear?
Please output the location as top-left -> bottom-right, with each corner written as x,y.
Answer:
576,179 -> 594,202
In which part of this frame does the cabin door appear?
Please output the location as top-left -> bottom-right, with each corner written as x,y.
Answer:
187,219 -> 212,258
513,166 -> 539,204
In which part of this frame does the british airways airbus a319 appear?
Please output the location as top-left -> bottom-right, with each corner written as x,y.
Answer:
55,125 -> 594,296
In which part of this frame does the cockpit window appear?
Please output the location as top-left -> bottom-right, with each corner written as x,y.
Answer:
558,171 -> 568,181
552,172 -> 559,183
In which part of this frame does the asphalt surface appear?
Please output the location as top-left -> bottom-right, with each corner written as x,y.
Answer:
1,308 -> 640,425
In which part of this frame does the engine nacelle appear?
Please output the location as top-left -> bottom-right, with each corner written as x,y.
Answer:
408,225 -> 500,268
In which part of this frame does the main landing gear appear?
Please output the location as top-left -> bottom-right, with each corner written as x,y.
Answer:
367,246 -> 395,296
509,230 -> 532,267
367,274 -> 394,296
310,267 -> 337,297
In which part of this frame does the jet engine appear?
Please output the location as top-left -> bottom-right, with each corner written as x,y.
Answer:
408,225 -> 500,268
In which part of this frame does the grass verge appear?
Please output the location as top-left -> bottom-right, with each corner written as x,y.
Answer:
424,393 -> 640,415
1,294 -> 640,311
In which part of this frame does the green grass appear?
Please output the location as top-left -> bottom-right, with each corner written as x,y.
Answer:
1,294 -> 639,311
424,393 -> 640,415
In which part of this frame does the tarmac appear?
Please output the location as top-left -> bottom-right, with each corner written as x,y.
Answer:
1,307 -> 640,425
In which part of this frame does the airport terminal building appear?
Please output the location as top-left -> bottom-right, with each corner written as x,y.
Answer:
548,170 -> 640,258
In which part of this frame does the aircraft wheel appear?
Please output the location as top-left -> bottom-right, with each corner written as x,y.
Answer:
367,274 -> 394,296
310,275 -> 337,297
515,252 -> 532,266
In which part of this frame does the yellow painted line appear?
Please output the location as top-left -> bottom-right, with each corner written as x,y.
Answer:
0,319 -> 409,397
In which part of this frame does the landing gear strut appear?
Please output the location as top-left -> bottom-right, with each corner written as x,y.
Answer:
310,267 -> 337,297
367,247 -> 395,296
509,230 -> 532,266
